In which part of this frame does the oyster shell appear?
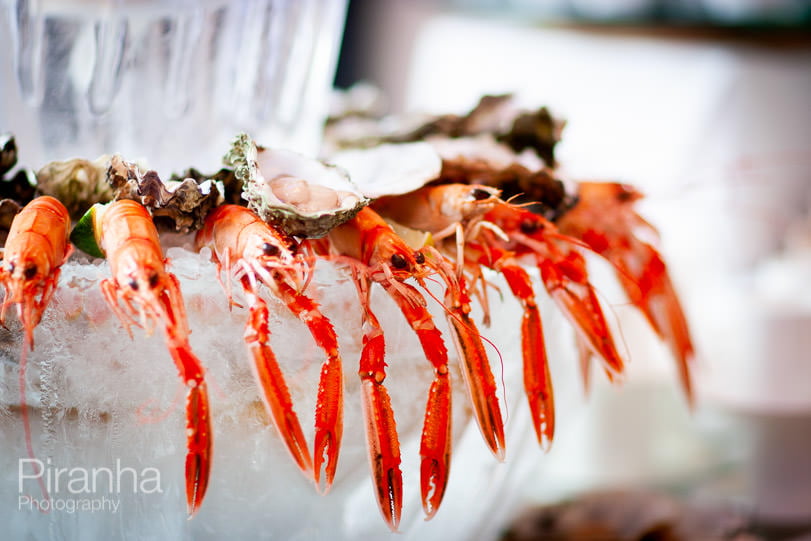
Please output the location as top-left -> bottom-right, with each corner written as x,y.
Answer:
0,198 -> 22,244
0,134 -> 17,177
36,155 -> 114,219
329,142 -> 442,198
226,133 -> 367,238
108,155 -> 224,233
325,94 -> 565,167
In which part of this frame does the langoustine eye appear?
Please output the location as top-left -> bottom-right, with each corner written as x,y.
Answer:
471,188 -> 492,201
520,220 -> 542,235
262,242 -> 281,257
23,265 -> 37,280
390,253 -> 407,269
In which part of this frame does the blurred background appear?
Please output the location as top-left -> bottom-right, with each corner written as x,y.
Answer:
334,1 -> 811,539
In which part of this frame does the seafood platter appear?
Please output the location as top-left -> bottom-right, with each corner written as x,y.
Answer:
0,95 -> 694,539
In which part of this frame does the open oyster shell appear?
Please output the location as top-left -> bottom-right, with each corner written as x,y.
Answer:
329,142 -> 442,199
226,133 -> 367,238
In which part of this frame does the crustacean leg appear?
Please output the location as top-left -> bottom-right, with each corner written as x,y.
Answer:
166,340 -> 212,517
424,250 -> 505,461
155,277 -> 213,518
380,279 -> 452,520
535,246 -> 625,381
497,261 -> 554,449
240,276 -> 314,477
353,271 -> 402,532
459,234 -> 555,450
272,278 -> 343,493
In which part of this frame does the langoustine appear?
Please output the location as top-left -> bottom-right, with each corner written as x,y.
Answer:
0,196 -> 73,349
0,110 -> 697,536
195,204 -> 344,491
0,196 -> 73,500
314,206 -> 455,529
92,199 -> 213,516
372,183 -> 624,451
557,182 -> 695,405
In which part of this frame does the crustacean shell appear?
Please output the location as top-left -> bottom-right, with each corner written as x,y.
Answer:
226,133 -> 367,238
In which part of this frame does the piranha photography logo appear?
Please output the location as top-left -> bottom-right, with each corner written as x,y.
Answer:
18,458 -> 162,513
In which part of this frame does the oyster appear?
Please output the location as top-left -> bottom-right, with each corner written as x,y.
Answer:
1,134 -> 17,177
36,155 -> 114,219
325,94 -> 565,167
226,133 -> 367,238
329,142 -> 442,198
107,155 -> 224,233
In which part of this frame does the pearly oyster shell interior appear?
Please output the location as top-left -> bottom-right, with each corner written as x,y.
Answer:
227,133 -> 367,238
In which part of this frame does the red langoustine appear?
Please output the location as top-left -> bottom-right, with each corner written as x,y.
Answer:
0,196 -> 73,349
312,206 -> 457,529
195,204 -> 344,492
557,182 -> 695,405
96,199 -> 212,516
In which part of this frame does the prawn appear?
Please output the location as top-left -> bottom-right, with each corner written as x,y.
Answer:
96,199 -> 212,516
557,182 -> 695,405
318,206 -> 456,529
0,196 -> 73,348
0,196 -> 72,502
196,204 -> 344,491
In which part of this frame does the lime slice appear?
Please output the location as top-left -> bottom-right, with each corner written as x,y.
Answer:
385,219 -> 433,250
70,203 -> 107,258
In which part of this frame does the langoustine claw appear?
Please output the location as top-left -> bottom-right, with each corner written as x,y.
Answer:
373,186 -> 508,460
466,241 -> 555,449
484,203 -> 627,382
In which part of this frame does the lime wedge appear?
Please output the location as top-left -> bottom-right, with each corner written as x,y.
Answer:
385,219 -> 433,250
70,203 -> 107,258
